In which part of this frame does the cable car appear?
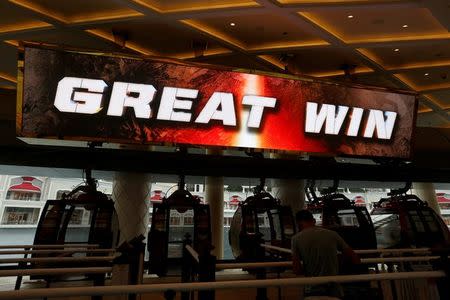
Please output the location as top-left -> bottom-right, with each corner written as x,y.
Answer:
371,183 -> 450,249
229,181 -> 296,261
31,175 -> 118,279
305,180 -> 377,250
148,177 -> 212,276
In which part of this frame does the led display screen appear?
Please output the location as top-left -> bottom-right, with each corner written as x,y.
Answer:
17,46 -> 417,158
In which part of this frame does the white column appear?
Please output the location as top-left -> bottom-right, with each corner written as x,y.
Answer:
413,182 -> 441,215
270,153 -> 305,214
113,172 -> 152,244
271,178 -> 305,214
205,149 -> 224,259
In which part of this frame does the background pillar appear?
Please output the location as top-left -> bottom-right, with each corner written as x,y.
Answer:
270,153 -> 305,214
113,172 -> 152,244
205,149 -> 224,259
412,182 -> 441,215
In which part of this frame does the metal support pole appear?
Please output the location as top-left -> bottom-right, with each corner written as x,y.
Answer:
14,247 -> 29,290
182,234 -> 193,300
255,269 -> 267,300
198,253 -> 216,300
164,290 -> 176,300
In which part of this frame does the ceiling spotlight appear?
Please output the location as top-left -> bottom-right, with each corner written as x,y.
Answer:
402,24 -> 408,28
394,48 -> 400,52
424,73 -> 429,76
347,15 -> 354,19
230,22 -> 236,27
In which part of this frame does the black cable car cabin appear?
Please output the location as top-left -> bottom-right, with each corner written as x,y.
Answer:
229,188 -> 296,261
148,187 -> 212,276
371,193 -> 450,249
30,183 -> 118,279
305,181 -> 377,250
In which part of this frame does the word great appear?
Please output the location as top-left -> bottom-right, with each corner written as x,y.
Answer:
54,77 -> 276,128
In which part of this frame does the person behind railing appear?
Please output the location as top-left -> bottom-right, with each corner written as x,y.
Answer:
292,210 -> 360,300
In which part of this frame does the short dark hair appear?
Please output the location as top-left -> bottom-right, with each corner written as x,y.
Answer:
296,210 -> 315,222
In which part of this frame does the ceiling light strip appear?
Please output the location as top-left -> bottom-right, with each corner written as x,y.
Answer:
257,55 -> 286,70
8,0 -> 67,24
180,19 -> 245,50
131,0 -> 259,14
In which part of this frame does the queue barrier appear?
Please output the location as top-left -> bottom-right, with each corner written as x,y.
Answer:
0,244 -> 116,293
260,243 -> 433,256
182,235 -> 216,300
0,256 -> 115,264
0,267 -> 113,277
0,244 -> 100,249
0,249 -> 115,255
0,270 -> 445,300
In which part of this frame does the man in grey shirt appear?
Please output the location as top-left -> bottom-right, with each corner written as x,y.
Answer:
291,210 -> 360,299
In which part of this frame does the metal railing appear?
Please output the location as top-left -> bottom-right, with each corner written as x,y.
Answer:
0,270 -> 445,300
0,267 -> 113,277
0,248 -> 115,255
0,244 -> 100,249
260,244 -> 432,256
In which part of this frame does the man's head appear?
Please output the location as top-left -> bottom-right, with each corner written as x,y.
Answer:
295,210 -> 316,231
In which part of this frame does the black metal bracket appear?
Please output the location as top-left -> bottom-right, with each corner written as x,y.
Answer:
321,179 -> 339,195
388,181 -> 412,196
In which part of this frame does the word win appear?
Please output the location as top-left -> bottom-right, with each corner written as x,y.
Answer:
54,77 -> 276,129
305,102 -> 397,140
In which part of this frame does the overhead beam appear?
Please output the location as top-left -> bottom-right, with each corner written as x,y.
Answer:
0,145 -> 448,182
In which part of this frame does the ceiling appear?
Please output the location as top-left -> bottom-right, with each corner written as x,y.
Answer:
0,0 -> 449,128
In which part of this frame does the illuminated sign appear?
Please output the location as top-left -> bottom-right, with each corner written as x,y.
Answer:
17,46 -> 417,158
54,77 -> 276,128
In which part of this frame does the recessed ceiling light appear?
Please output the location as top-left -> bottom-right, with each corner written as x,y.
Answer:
394,48 -> 400,52
230,22 -> 236,27
424,73 -> 429,76
347,15 -> 354,19
402,24 -> 408,28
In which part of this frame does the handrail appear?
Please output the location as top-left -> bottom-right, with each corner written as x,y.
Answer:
216,256 -> 443,270
260,244 -> 292,254
0,267 -> 112,277
0,271 -> 444,299
216,261 -> 292,270
0,249 -> 115,255
0,256 -> 115,264
355,248 -> 431,254
0,244 -> 100,249
185,245 -> 199,263
260,244 -> 432,255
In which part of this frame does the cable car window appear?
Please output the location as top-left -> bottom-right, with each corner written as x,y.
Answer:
65,208 -> 90,243
270,210 -> 282,240
167,209 -> 195,259
244,213 -> 256,234
170,216 -> 181,226
68,208 -> 84,225
313,213 -> 322,226
257,216 -> 265,225
373,214 -> 401,249
153,208 -> 166,231
184,216 -> 194,226
411,215 -> 425,232
422,211 -> 440,232
360,209 -> 372,223
257,213 -> 271,241
309,209 -> 322,226
337,209 -> 359,227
